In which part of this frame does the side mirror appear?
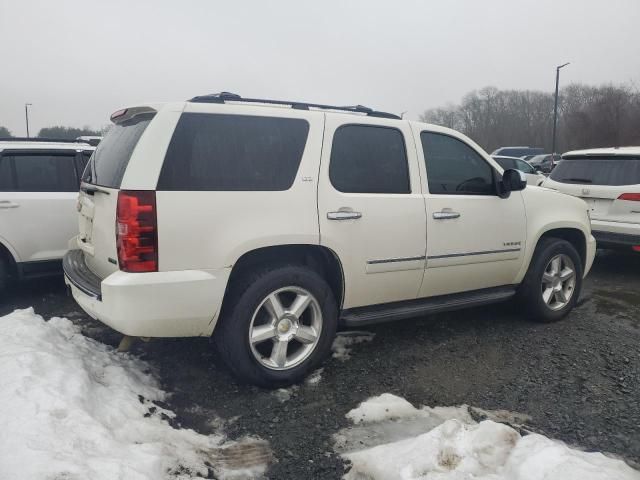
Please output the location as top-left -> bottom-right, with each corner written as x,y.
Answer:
499,169 -> 527,198
534,166 -> 542,173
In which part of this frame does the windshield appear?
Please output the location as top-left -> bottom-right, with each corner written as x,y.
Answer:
82,113 -> 154,188
549,157 -> 640,185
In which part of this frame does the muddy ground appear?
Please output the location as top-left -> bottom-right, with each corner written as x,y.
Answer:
2,249 -> 639,478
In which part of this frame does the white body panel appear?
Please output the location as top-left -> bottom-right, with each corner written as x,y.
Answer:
0,141 -> 94,269
524,172 -> 546,186
318,114 -> 427,308
65,102 -> 596,338
0,191 -> 78,261
156,103 -> 324,272
414,126 -> 527,297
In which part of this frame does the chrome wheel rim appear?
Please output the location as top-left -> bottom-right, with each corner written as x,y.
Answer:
541,254 -> 576,311
248,286 -> 323,370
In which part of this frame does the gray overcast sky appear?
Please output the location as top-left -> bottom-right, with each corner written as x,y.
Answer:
1,0 -> 639,136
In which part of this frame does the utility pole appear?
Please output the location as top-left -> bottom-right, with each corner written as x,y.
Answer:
25,103 -> 32,138
551,63 -> 570,156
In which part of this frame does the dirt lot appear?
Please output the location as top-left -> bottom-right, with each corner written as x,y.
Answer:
2,249 -> 639,479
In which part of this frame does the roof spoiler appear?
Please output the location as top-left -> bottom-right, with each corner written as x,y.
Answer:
110,106 -> 157,124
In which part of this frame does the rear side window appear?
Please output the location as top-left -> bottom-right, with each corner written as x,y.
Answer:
550,157 -> 640,185
515,159 -> 536,174
421,132 -> 495,195
158,113 -> 309,191
495,158 -> 516,170
0,156 -> 13,190
84,113 -> 154,188
0,154 -> 77,192
329,125 -> 410,194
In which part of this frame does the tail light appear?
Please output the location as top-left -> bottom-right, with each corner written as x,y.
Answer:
618,193 -> 640,201
116,191 -> 158,272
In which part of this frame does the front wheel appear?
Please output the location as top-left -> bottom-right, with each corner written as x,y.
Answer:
215,265 -> 338,387
518,237 -> 583,322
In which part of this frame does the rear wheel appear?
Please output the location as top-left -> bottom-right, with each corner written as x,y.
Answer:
215,265 -> 338,387
519,237 -> 583,322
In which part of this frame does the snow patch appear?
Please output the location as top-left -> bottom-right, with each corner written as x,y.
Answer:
306,368 -> 324,385
0,308 -> 270,479
273,385 -> 299,403
338,394 -> 639,480
332,331 -> 375,360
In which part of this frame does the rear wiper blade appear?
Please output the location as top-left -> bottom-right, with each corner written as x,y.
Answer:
80,183 -> 111,195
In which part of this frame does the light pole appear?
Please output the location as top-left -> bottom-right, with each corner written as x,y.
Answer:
551,63 -> 569,156
25,103 -> 32,138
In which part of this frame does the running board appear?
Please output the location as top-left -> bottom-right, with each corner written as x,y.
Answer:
340,286 -> 517,327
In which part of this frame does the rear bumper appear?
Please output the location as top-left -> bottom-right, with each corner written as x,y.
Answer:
63,250 -> 230,337
591,220 -> 640,248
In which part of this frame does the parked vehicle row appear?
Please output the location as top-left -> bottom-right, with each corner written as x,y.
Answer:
3,99 -> 637,387
62,93 -> 595,386
0,139 -> 95,291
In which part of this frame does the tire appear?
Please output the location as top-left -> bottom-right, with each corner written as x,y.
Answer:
518,237 -> 583,323
214,264 -> 338,388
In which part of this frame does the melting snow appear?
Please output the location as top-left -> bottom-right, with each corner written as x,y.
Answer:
0,308 -> 270,479
332,331 -> 375,360
337,394 -> 639,480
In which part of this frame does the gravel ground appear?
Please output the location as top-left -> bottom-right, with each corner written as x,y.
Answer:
2,249 -> 639,478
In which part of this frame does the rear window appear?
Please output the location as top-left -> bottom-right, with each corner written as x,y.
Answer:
157,113 -> 309,191
550,157 -> 640,185
83,113 -> 154,188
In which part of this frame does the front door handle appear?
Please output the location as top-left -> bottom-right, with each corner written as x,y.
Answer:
0,201 -> 19,209
327,211 -> 362,221
433,211 -> 460,220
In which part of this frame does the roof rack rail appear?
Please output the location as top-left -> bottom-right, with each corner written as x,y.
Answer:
0,137 -> 90,144
188,92 -> 401,120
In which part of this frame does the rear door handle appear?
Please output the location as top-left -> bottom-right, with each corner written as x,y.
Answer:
433,211 -> 460,220
0,201 -> 19,209
327,211 -> 362,220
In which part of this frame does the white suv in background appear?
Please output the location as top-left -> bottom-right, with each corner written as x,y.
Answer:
64,93 -> 596,386
543,147 -> 640,251
0,139 -> 95,291
492,155 -> 546,186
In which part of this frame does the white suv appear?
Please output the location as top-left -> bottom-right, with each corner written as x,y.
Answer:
0,139 -> 95,291
543,147 -> 640,252
64,93 -> 596,386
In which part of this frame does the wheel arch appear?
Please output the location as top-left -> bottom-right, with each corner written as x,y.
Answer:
223,244 -> 345,311
518,226 -> 588,283
0,239 -> 19,280
537,228 -> 587,269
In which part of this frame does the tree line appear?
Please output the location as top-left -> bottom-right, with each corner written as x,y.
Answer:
420,83 -> 640,153
0,125 -> 103,139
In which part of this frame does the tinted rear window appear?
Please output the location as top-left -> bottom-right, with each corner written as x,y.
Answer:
157,113 -> 309,191
550,157 -> 640,185
83,113 -> 154,188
